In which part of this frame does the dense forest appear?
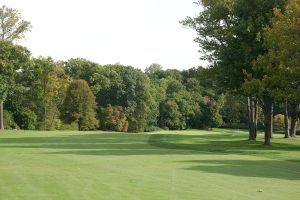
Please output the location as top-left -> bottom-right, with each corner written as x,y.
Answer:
1,49 -> 248,133
1,0 -> 300,145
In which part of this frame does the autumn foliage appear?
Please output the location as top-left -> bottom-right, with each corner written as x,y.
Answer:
102,104 -> 128,132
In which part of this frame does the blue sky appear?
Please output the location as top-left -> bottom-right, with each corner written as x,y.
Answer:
2,0 -> 207,70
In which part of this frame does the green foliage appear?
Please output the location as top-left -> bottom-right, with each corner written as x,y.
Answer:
57,122 -> 79,131
197,95 -> 223,129
241,0 -> 300,141
4,3 -> 299,134
157,77 -> 200,130
60,79 -> 99,131
0,40 -> 31,130
252,0 -> 300,103
14,107 -> 37,130
64,58 -> 99,83
3,110 -> 18,129
125,68 -> 157,132
0,5 -> 31,130
220,94 -> 248,128
0,40 -> 31,103
184,67 -> 226,129
273,114 -> 285,132
13,57 -> 71,130
182,0 -> 287,93
146,65 -> 225,130
0,5 -> 31,41
145,63 -> 163,75
159,99 -> 184,130
182,0 -> 289,144
90,65 -> 157,132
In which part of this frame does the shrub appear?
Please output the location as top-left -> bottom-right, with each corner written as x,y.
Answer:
101,104 -> 128,132
15,108 -> 37,130
57,122 -> 78,131
273,114 -> 285,132
3,110 -> 19,129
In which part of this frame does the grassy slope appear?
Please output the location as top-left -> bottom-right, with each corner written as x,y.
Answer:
0,129 -> 299,200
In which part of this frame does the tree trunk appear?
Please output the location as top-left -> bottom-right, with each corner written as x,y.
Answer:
284,101 -> 290,138
248,97 -> 257,140
290,119 -> 298,137
263,94 -> 273,145
44,105 -> 47,130
247,97 -> 253,139
78,118 -> 82,131
290,103 -> 298,137
0,102 -> 4,130
271,103 -> 274,138
254,98 -> 258,139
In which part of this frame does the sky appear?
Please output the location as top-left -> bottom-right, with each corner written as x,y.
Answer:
2,0 -> 207,70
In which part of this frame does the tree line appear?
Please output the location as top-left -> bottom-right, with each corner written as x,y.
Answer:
0,5 -> 248,133
1,2 -> 300,145
1,49 -> 234,133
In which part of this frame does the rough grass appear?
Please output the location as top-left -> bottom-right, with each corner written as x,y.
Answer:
0,129 -> 299,200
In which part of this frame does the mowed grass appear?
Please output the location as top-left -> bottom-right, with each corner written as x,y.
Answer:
0,129 -> 299,200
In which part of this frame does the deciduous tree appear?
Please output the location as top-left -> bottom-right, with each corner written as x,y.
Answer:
253,0 -> 300,138
182,0 -> 287,143
19,57 -> 71,130
60,80 -> 99,131
0,5 -> 31,130
0,40 -> 30,130
0,5 -> 31,41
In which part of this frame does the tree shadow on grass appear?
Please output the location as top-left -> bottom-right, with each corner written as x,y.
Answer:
148,134 -> 300,157
0,133 -> 195,155
150,134 -> 300,180
0,132 -> 299,158
0,133 -> 147,144
0,133 -> 300,154
1,132 -> 299,180
181,159 -> 300,180
0,133 -> 296,157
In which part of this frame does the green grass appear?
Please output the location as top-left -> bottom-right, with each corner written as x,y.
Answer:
0,129 -> 299,200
